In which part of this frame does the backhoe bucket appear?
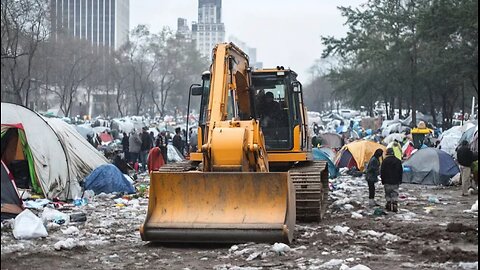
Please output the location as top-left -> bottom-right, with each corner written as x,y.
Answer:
140,172 -> 295,244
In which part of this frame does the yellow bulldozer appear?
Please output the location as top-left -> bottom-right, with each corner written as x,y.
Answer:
140,43 -> 328,244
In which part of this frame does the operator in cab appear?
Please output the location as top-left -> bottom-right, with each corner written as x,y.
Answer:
258,91 -> 282,128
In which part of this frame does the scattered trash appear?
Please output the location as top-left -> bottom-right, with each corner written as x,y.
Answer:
471,200 -> 478,212
70,212 -> 87,223
319,259 -> 344,268
427,196 -> 440,204
373,208 -> 387,216
41,207 -> 70,226
458,261 -> 478,270
54,238 -> 80,251
13,209 -> 48,240
424,206 -> 436,214
61,226 -> 80,235
271,243 -> 291,254
24,199 -> 51,209
333,226 -> 352,235
351,212 -> 363,219
348,264 -> 371,270
246,251 -> 262,261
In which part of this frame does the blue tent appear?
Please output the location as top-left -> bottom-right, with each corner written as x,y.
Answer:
85,164 -> 135,194
402,148 -> 459,186
313,148 -> 338,178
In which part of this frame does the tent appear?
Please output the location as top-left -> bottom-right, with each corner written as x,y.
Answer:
471,128 -> 478,154
1,103 -> 108,200
438,123 -> 475,156
402,148 -> 459,186
312,147 -> 338,178
402,141 -> 416,159
1,161 -> 23,220
318,133 -> 344,149
84,164 -> 135,194
383,133 -> 406,145
335,140 -> 387,171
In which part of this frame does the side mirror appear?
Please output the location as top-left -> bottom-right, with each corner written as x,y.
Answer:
190,84 -> 203,96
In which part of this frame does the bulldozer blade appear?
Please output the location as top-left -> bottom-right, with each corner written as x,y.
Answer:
140,172 -> 295,244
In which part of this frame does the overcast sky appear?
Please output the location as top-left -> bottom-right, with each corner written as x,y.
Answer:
130,0 -> 365,82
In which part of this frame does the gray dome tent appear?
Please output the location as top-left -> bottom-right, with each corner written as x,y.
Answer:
402,148 -> 459,186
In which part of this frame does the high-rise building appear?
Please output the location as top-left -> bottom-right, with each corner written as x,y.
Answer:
50,0 -> 130,50
177,18 -> 192,41
192,0 -> 225,58
228,36 -> 263,69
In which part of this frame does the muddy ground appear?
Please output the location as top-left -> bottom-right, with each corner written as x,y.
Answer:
1,176 -> 478,270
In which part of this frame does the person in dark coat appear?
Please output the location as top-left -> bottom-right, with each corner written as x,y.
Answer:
121,132 -> 130,162
139,127 -> 153,173
456,140 -> 474,196
381,148 -> 403,212
365,148 -> 384,207
172,127 -> 184,157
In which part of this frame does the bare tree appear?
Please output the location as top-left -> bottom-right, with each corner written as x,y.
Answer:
48,36 -> 97,117
1,0 -> 49,106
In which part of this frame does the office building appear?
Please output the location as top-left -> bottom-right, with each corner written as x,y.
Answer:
50,0 -> 130,50
177,18 -> 192,41
192,0 -> 225,58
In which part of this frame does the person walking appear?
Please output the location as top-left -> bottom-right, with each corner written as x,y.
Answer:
365,149 -> 384,207
128,129 -> 142,173
172,127 -> 184,157
381,148 -> 403,212
158,132 -> 168,164
121,132 -> 130,162
139,127 -> 153,173
456,140 -> 474,196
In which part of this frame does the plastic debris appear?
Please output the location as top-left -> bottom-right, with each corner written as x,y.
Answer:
54,238 -> 79,250
471,200 -> 478,212
271,243 -> 291,254
458,262 -> 478,270
61,226 -> 80,235
24,199 -> 51,209
41,207 -> 70,226
351,212 -> 363,219
348,264 -> 371,270
319,259 -> 344,268
12,209 -> 48,240
333,226 -> 352,235
427,196 -> 440,204
246,251 -> 262,261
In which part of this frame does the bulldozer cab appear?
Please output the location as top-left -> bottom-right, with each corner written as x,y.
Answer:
252,69 -> 308,152
193,69 -> 309,152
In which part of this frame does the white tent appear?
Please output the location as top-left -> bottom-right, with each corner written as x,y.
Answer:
439,123 -> 475,156
1,103 -> 107,200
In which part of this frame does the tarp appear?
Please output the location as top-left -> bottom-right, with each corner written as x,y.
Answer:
84,164 -> 135,194
335,140 -> 387,171
318,133 -> 344,149
438,123 -> 475,156
402,142 -> 416,159
402,148 -> 459,186
312,148 -> 338,178
1,102 -> 107,200
471,128 -> 478,154
1,161 -> 23,220
383,133 -> 406,145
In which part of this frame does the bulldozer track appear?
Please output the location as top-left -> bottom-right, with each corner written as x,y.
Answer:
158,161 -> 197,172
289,160 -> 329,222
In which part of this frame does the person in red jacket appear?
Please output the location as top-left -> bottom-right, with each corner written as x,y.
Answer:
147,138 -> 165,174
